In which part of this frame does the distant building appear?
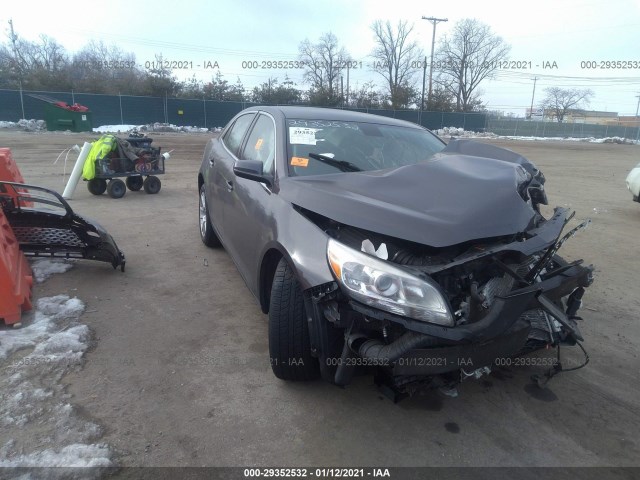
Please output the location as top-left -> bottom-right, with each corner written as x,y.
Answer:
566,110 -> 618,125
525,108 -> 621,124
613,116 -> 640,128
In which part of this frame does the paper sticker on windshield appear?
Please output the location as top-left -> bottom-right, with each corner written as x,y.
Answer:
289,127 -> 320,145
255,138 -> 264,150
291,156 -> 309,167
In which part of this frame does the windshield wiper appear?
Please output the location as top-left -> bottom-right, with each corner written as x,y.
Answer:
308,153 -> 362,172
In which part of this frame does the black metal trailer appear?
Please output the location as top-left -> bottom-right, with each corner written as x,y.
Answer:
86,133 -> 165,199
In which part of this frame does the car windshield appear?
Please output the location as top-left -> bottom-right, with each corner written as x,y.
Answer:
286,119 -> 446,176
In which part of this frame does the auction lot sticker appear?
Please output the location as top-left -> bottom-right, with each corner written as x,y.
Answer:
289,127 -> 321,145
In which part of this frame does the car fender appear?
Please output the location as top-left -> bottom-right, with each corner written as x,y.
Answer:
256,207 -> 333,313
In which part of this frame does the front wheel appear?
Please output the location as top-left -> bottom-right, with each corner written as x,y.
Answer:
199,184 -> 221,248
268,258 -> 320,381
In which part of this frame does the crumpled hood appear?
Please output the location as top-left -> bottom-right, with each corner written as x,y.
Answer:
279,142 -> 538,247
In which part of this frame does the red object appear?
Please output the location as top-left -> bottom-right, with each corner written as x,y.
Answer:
0,148 -> 26,183
51,101 -> 89,112
69,103 -> 89,112
0,148 -> 32,208
0,148 -> 33,324
0,209 -> 33,325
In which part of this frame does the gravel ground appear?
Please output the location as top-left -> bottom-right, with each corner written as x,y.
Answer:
1,130 -> 638,470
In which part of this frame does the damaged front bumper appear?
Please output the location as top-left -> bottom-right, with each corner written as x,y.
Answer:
0,181 -> 125,271
305,207 -> 593,389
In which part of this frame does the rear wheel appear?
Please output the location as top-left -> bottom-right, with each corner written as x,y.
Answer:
268,258 -> 320,381
87,178 -> 107,195
143,175 -> 161,194
126,176 -> 143,191
199,184 -> 221,247
106,179 -> 126,199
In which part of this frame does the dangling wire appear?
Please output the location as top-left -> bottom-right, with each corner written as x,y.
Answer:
53,147 -> 78,185
532,340 -> 590,388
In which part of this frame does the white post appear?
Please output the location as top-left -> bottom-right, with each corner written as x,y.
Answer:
62,142 -> 92,199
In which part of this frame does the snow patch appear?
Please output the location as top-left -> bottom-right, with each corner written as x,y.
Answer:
0,295 -> 83,361
0,119 -> 47,131
91,124 -> 138,133
0,443 -> 112,467
0,294 -> 113,467
435,126 -> 639,144
30,258 -> 75,283
93,122 -> 211,133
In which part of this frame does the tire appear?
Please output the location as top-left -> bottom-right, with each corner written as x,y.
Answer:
126,176 -> 144,191
199,184 -> 221,248
106,179 -> 126,199
143,175 -> 161,194
268,258 -> 320,381
87,178 -> 107,195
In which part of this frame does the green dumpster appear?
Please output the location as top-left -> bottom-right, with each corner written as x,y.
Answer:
44,103 -> 93,132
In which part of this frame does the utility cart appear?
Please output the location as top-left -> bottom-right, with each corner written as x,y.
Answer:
86,132 -> 165,199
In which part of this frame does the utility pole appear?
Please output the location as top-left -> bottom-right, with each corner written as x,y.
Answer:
635,94 -> 640,117
8,19 -> 19,66
421,16 -> 448,109
529,77 -> 538,120
420,55 -> 427,123
8,19 -> 25,119
346,64 -> 350,107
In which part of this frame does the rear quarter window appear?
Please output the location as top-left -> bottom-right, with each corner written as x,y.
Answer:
223,113 -> 256,155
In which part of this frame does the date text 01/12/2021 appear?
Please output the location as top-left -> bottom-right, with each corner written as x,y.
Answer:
143,60 -> 220,70
243,468 -> 391,477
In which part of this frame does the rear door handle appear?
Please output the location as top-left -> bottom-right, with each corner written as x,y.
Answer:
226,180 -> 234,191
209,157 -> 215,166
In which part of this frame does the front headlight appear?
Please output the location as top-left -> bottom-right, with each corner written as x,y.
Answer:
327,238 -> 454,326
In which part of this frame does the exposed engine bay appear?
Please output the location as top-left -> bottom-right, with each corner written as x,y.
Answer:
293,150 -> 594,400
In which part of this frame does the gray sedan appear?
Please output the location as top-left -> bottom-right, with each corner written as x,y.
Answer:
198,106 -> 593,398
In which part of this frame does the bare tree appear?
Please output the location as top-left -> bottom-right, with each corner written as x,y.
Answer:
0,44 -> 16,88
202,71 -> 246,101
348,81 -> 383,109
2,33 -> 70,89
370,20 -> 422,109
435,19 -> 510,111
143,54 -> 182,97
298,33 -> 349,106
71,41 -> 142,94
541,87 -> 594,123
421,84 -> 456,112
252,76 -> 302,105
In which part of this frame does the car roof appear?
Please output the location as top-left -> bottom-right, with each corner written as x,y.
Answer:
243,105 -> 424,129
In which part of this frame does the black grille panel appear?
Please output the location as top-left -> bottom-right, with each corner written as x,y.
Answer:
11,227 -> 84,247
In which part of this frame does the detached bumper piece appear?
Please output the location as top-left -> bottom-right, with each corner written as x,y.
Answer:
0,181 -> 125,271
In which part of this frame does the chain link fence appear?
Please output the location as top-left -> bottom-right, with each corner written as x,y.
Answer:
2,88 -> 638,140
0,88 -> 487,132
487,117 -> 640,140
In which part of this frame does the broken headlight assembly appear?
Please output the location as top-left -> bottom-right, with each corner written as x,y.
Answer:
327,238 -> 454,326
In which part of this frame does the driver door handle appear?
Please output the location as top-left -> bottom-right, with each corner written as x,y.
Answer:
226,180 -> 234,191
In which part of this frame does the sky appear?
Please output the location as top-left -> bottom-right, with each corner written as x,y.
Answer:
3,0 -> 640,115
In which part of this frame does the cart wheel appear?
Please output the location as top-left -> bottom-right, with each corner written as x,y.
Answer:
126,176 -> 144,191
143,175 -> 161,194
87,178 -> 107,195
107,179 -> 126,199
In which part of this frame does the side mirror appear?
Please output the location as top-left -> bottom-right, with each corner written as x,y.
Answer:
233,160 -> 272,187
